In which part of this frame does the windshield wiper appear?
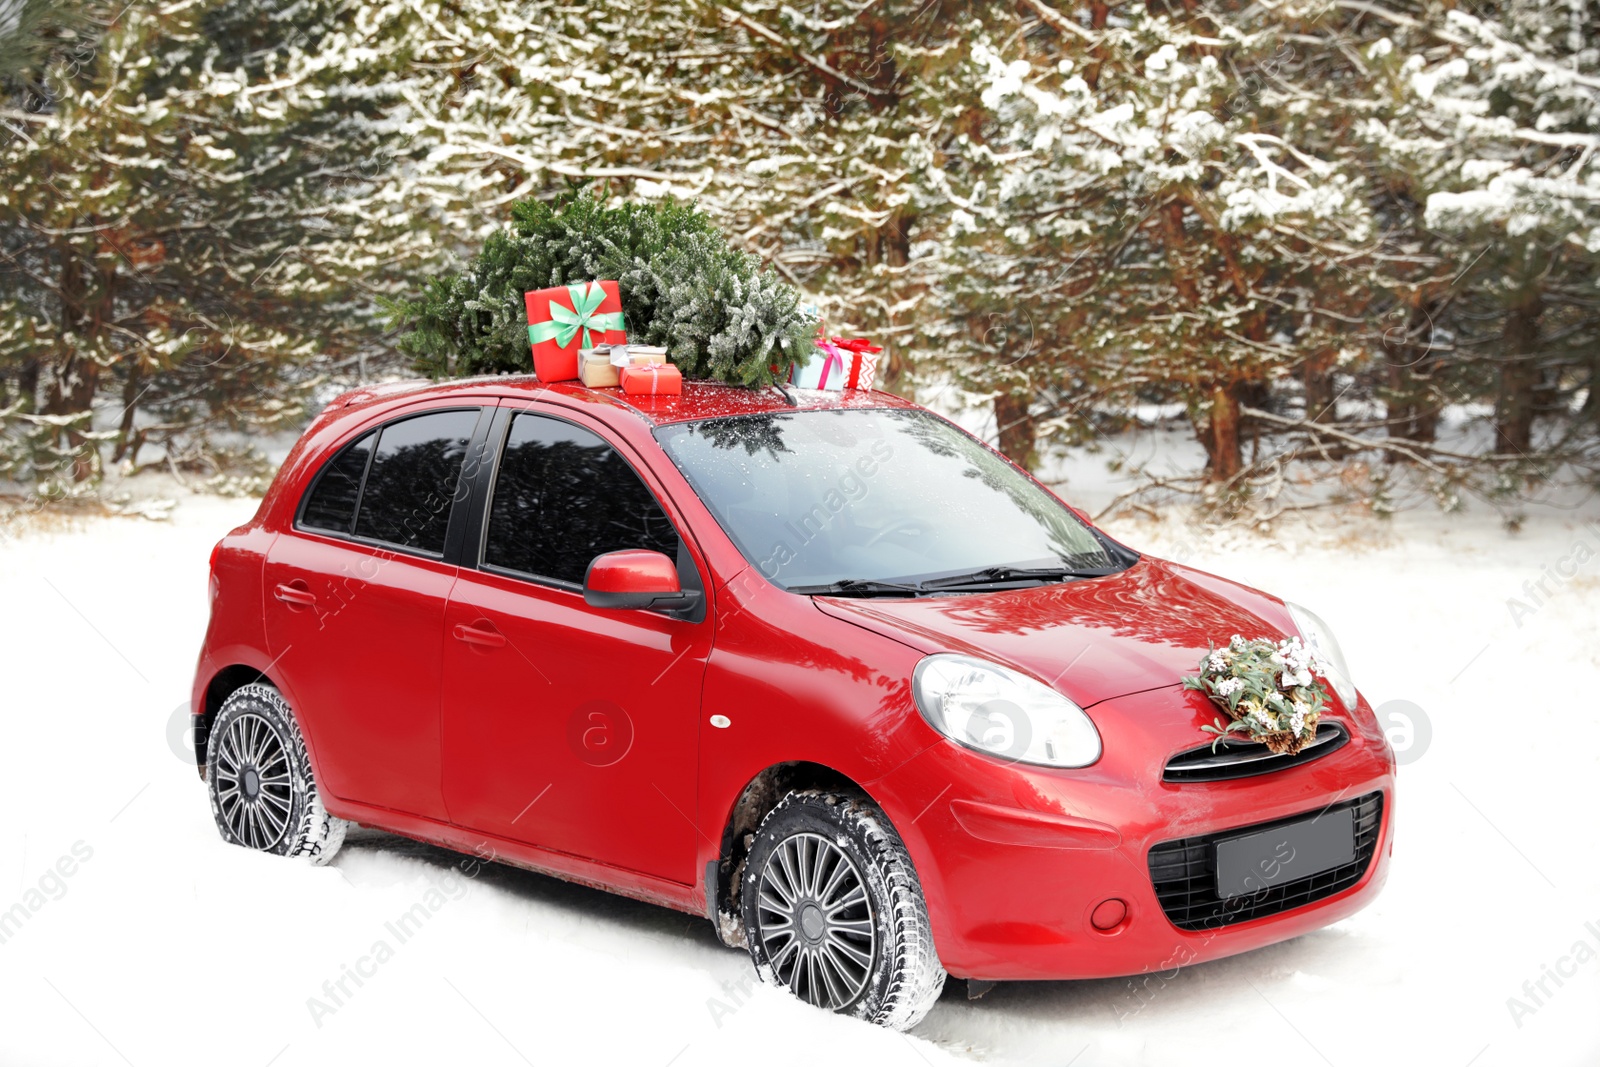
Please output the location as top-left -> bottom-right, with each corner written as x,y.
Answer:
919,564 -> 1120,590
790,578 -> 927,598
792,565 -> 1120,597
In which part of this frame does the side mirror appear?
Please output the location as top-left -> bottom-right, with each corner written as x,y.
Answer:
584,549 -> 701,612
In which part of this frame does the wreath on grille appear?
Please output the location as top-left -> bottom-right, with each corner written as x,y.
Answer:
1183,635 -> 1332,755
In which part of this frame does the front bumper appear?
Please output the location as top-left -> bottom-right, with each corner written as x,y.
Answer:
873,684 -> 1396,981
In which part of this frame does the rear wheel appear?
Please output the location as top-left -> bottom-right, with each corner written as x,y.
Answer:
206,683 -> 346,864
741,790 -> 945,1030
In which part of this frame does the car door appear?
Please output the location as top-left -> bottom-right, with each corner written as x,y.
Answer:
264,405 -> 489,821
440,405 -> 712,884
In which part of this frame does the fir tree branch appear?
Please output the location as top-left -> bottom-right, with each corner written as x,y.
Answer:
713,6 -> 896,105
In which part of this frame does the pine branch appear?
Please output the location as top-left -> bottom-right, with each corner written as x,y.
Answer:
713,6 -> 896,105
1240,407 -> 1527,470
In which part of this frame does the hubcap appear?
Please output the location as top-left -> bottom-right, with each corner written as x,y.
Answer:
799,903 -> 825,941
212,712 -> 294,850
756,832 -> 876,1011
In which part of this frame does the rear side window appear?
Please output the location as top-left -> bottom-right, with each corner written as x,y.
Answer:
353,409 -> 480,554
485,413 -> 678,585
301,431 -> 374,533
298,408 -> 479,555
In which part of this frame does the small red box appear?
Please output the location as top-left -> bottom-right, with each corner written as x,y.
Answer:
525,280 -> 627,382
619,363 -> 682,396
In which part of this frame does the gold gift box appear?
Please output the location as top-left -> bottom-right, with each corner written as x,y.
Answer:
578,344 -> 668,388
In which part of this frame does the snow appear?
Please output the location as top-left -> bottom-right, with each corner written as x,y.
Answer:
2,484 -> 1598,1065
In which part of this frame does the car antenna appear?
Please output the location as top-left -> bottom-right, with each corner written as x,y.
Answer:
772,381 -> 798,407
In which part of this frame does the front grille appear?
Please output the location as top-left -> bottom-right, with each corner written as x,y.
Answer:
1163,722 -> 1349,783
1147,791 -> 1383,931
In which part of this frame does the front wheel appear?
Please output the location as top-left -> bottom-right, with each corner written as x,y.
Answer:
206,683 -> 347,864
740,790 -> 946,1030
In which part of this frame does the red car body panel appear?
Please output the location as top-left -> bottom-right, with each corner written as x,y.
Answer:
810,557 -> 1304,708
194,523 -> 278,704
191,377 -> 1395,983
263,530 -> 459,820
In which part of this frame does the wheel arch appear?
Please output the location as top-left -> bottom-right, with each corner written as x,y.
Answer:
194,665 -> 268,776
194,662 -> 317,781
708,760 -> 892,947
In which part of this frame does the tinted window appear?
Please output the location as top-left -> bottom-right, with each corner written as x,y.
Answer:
352,409 -> 479,554
301,431 -> 374,533
485,413 -> 678,584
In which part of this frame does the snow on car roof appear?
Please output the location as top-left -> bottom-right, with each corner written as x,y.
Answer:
325,374 -> 917,427
542,378 -> 918,427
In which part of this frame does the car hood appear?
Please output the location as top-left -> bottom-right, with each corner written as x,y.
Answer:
812,557 -> 1297,708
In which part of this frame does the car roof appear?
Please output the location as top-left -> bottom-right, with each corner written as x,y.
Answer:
323,374 -> 921,429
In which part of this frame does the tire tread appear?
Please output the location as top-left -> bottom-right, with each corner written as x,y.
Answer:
208,683 -> 347,865
745,789 -> 946,1030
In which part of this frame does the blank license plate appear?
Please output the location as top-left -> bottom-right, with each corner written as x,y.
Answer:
1215,808 -> 1355,899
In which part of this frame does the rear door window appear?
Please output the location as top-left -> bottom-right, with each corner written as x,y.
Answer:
484,412 -> 679,585
352,409 -> 480,555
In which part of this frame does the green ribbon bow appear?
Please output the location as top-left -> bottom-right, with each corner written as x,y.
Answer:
528,282 -> 627,352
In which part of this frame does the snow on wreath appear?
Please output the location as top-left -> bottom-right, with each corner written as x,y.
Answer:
1183,635 -> 1333,755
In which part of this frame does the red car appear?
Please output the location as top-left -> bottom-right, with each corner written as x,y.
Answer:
191,377 -> 1394,1030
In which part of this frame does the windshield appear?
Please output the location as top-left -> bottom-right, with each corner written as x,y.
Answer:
654,408 -> 1127,592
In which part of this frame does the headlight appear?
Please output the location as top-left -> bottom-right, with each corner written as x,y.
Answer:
912,654 -> 1101,768
1286,602 -> 1358,709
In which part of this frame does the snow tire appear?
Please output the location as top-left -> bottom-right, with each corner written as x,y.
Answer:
206,683 -> 346,864
741,789 -> 946,1030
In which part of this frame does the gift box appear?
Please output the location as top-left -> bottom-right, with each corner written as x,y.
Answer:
605,343 -> 667,366
525,280 -> 628,382
619,362 -> 682,396
790,346 -> 847,391
578,344 -> 667,388
828,337 -> 882,391
790,336 -> 882,391
578,351 -> 621,388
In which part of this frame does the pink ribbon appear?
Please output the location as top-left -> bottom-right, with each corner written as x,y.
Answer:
813,349 -> 844,389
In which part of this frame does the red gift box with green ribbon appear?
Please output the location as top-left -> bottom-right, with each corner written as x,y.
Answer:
525,280 -> 628,382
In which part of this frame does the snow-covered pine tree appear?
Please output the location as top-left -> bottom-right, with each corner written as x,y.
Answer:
936,1 -> 1376,482
7,0 -> 1595,504
0,0 -> 440,490
1375,0 -> 1600,456
365,0 -> 1027,399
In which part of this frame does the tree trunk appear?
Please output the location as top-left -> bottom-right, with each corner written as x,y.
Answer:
18,358 -> 40,411
1303,352 -> 1337,424
43,242 -> 109,482
112,361 -> 144,464
994,391 -> 1037,471
1083,2 -> 1111,88
1196,383 -> 1243,482
1583,345 -> 1600,430
881,210 -> 914,268
872,210 -> 915,397
1495,291 -> 1542,455
1381,301 -> 1441,445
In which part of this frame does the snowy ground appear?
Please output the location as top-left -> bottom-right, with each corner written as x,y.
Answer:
2,474 -> 1598,1066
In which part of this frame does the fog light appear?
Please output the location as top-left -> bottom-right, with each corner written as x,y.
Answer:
1090,898 -> 1128,931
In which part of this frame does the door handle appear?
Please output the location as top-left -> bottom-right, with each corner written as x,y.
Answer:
273,581 -> 317,608
452,623 -> 506,649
